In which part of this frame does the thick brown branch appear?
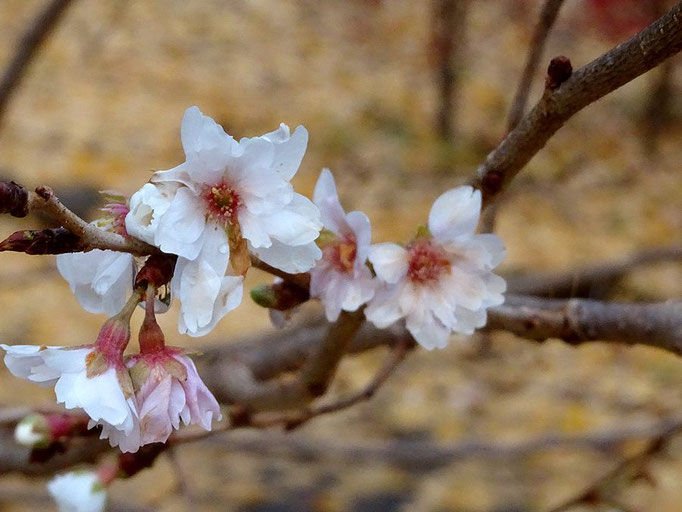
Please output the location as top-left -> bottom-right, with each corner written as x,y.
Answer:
215,311 -> 365,411
488,295 -> 682,353
0,0 -> 75,127
506,0 -> 566,132
472,1 -> 682,206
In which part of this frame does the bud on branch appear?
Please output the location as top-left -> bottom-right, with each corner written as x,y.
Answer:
0,181 -> 29,217
0,227 -> 85,255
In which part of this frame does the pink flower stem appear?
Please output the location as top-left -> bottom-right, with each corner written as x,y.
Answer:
138,284 -> 165,354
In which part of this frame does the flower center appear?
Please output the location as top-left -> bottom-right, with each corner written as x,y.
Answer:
323,235 -> 357,273
203,182 -> 241,226
407,238 -> 450,283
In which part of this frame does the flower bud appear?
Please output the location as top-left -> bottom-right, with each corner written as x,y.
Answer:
14,414 -> 50,448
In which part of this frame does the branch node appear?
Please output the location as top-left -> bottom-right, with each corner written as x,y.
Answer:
35,185 -> 53,201
545,55 -> 573,90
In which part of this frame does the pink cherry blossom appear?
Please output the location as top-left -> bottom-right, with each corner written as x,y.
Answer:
365,186 -> 506,349
310,169 -> 376,321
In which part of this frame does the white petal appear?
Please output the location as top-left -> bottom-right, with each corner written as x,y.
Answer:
239,209 -> 272,248
428,186 -> 481,242
181,106 -> 235,157
345,210 -> 372,265
40,348 -> 90,374
0,345 -> 60,386
173,258 -> 223,335
445,233 -> 506,271
261,193 -> 322,246
263,124 -> 308,180
57,250 -> 134,316
364,285 -> 404,329
368,243 -> 408,284
155,187 -> 207,260
180,275 -> 244,337
63,368 -> 133,429
406,310 -> 450,350
443,265 -> 487,311
453,306 -> 487,334
250,240 -> 322,274
313,168 -> 347,234
125,182 -> 178,245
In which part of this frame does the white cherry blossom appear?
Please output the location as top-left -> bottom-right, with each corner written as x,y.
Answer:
126,106 -> 322,274
47,471 -> 107,512
365,186 -> 506,350
310,169 -> 376,321
0,315 -> 142,453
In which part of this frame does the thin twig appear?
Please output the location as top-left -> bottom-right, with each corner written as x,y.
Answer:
278,335 -> 415,429
481,0 -> 565,234
506,0 -> 566,132
506,244 -> 682,298
0,0 -> 75,128
545,424 -> 681,512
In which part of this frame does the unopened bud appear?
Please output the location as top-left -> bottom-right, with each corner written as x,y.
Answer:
0,181 -> 29,217
251,280 -> 309,311
0,227 -> 85,255
14,414 -> 50,448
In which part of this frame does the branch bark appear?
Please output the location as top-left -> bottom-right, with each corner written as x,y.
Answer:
472,1 -> 682,207
489,295 -> 682,353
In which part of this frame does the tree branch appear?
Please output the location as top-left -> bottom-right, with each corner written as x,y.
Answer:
488,295 -> 682,353
506,244 -> 682,298
0,0 -> 75,128
472,1 -> 682,207
506,0 -> 566,132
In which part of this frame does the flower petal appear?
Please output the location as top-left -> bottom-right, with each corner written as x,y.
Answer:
368,243 -> 408,284
250,240 -> 322,274
181,106 -> 235,157
155,187 -> 207,260
428,186 -> 481,242
313,168 -> 346,234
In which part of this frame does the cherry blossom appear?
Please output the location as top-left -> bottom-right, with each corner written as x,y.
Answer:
124,286 -> 221,444
127,349 -> 221,444
126,106 -> 322,275
310,169 -> 376,321
0,297 -> 142,452
365,186 -> 506,349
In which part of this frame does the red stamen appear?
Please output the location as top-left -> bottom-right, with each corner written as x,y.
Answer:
202,182 -> 241,226
407,239 -> 450,283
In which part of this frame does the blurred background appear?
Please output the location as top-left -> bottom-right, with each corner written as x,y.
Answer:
0,0 -> 681,510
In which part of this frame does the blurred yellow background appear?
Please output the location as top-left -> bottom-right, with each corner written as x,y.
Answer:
0,0 -> 680,511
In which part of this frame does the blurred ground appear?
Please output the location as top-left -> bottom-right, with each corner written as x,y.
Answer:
0,0 -> 681,511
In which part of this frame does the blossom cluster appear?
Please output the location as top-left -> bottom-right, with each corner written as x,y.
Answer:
1,107 -> 506,463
